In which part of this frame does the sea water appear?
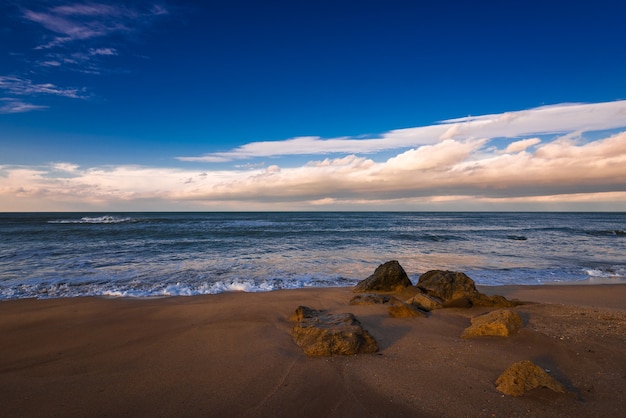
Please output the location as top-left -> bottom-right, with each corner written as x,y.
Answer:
0,212 -> 624,299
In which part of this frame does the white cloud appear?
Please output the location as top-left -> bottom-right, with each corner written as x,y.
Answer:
0,76 -> 87,99
24,2 -> 168,48
502,138 -> 541,154
89,47 -> 117,56
0,99 -> 48,114
51,163 -> 80,173
2,101 -> 626,211
384,139 -> 487,172
179,100 -> 626,162
51,4 -> 126,17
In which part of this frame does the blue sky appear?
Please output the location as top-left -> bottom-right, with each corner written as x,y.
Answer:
1,0 -> 626,211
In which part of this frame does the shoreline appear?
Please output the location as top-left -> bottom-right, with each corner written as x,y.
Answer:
1,284 -> 625,417
3,277 -> 626,303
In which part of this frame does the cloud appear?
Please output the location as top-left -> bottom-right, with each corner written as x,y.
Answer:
89,47 -> 117,56
179,101 -> 626,162
0,98 -> 48,114
0,75 -> 88,100
502,138 -> 541,154
23,2 -> 168,49
3,3 -> 169,111
2,101 -> 626,211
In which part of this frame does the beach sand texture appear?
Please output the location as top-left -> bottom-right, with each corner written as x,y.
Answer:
1,284 -> 625,417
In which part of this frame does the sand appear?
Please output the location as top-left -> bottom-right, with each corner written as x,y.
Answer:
1,284 -> 625,417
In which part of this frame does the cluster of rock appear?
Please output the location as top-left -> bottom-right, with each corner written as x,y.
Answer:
289,260 -> 570,397
353,260 -> 518,311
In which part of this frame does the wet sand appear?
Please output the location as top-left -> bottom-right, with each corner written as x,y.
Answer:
1,284 -> 625,417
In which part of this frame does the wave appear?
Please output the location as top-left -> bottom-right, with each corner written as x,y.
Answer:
584,266 -> 626,278
0,276 -> 361,300
589,229 -> 626,237
48,216 -> 134,224
506,235 -> 528,241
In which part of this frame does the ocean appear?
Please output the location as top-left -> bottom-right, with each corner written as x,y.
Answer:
0,212 -> 625,299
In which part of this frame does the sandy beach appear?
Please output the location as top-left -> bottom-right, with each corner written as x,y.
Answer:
1,284 -> 625,417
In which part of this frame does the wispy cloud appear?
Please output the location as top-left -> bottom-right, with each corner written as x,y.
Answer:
0,98 -> 48,114
179,101 -> 626,162
2,2 -> 169,112
2,101 -> 626,211
89,47 -> 117,56
23,2 -> 168,49
38,48 -> 119,74
0,76 -> 87,99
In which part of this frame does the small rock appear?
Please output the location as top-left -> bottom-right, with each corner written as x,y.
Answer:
495,360 -> 567,396
388,301 -> 428,318
442,297 -> 474,309
406,292 -> 443,311
472,293 -> 519,308
290,306 -> 379,356
461,309 -> 523,338
349,294 -> 394,305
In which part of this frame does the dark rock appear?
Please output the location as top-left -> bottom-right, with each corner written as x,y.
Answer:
387,301 -> 428,318
349,294 -> 394,305
442,297 -> 474,309
406,291 -> 444,311
496,360 -> 567,396
417,270 -> 480,301
417,270 -> 518,308
473,294 -> 519,308
461,309 -> 523,338
290,306 -> 379,356
354,260 -> 412,293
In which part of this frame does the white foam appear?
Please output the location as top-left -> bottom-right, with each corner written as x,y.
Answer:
584,267 -> 626,278
49,216 -> 133,224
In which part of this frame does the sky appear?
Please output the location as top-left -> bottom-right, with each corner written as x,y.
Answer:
1,0 -> 626,211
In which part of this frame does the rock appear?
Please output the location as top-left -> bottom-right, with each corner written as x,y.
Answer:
417,270 -> 480,301
290,306 -> 379,356
442,297 -> 474,309
349,294 -> 394,305
406,291 -> 444,311
353,260 -> 413,293
388,301 -> 428,318
461,309 -> 523,338
496,360 -> 567,396
417,270 -> 518,308
471,293 -> 519,308
290,305 -> 319,322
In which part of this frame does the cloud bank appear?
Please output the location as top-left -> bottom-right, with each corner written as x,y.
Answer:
2,101 -> 626,211
178,101 -> 626,161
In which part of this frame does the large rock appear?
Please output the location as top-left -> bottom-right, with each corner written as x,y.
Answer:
417,270 -> 517,308
417,270 -> 480,301
354,260 -> 413,293
290,306 -> 379,356
496,360 -> 567,396
461,309 -> 523,338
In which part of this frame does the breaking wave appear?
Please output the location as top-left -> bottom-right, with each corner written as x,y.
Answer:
48,216 -> 135,224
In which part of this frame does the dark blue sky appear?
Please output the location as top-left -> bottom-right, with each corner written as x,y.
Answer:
1,1 -> 626,211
